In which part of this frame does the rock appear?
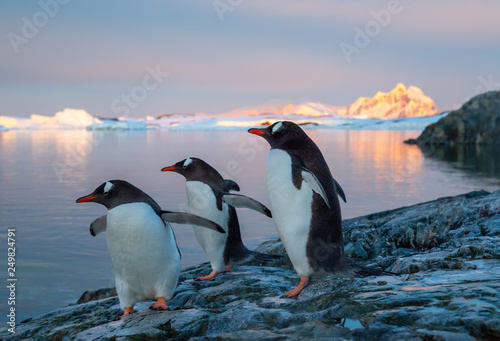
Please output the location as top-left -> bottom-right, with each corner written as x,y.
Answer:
405,90 -> 500,146
76,288 -> 117,304
2,190 -> 500,340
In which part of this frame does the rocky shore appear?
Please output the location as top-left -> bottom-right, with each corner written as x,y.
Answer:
2,190 -> 500,340
405,90 -> 500,147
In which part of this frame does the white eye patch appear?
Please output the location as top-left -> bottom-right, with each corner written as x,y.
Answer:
103,181 -> 114,194
272,121 -> 284,134
183,158 -> 193,168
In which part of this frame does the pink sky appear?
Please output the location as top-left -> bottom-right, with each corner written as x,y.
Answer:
1,0 -> 499,118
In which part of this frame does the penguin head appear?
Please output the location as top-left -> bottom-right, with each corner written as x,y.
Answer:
75,180 -> 146,210
161,157 -> 223,184
248,121 -> 308,148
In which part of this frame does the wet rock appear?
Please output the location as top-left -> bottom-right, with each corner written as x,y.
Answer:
2,190 -> 500,340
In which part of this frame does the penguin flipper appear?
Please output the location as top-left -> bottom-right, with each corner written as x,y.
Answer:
334,178 -> 347,203
160,211 -> 225,233
90,215 -> 107,237
224,179 -> 240,192
221,193 -> 272,217
301,167 -> 331,208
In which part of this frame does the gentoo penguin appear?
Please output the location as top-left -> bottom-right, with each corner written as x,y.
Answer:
161,157 -> 275,280
76,180 -> 224,319
249,121 -> 387,298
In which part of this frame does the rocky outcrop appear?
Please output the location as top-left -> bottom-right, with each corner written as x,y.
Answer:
339,83 -> 437,119
406,90 -> 500,146
2,190 -> 500,340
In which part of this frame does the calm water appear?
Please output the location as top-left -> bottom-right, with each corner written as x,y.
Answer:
1,129 -> 500,322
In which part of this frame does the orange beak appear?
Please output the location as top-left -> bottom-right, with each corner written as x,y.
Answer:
161,166 -> 177,172
248,129 -> 265,135
76,195 -> 97,203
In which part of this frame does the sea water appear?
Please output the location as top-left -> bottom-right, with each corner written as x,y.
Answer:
0,129 -> 499,322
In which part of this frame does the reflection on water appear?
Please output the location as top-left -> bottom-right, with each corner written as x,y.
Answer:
1,128 -> 499,322
421,144 -> 500,180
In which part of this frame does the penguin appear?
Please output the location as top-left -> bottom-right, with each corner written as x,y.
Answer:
249,121 -> 389,298
76,180 -> 224,319
161,157 -> 276,280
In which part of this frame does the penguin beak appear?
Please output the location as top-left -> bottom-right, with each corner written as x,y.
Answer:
248,128 -> 266,135
161,166 -> 178,172
75,195 -> 97,203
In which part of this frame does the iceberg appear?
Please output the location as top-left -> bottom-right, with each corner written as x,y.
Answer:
0,116 -> 30,129
0,109 -> 100,130
0,99 -> 449,132
30,108 -> 100,127
0,124 -> 8,132
164,112 -> 448,131
86,120 -> 149,131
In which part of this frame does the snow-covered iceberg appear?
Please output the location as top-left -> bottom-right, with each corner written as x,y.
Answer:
86,120 -> 149,131
31,108 -> 100,127
0,99 -> 449,132
0,109 -> 100,130
156,110 -> 448,131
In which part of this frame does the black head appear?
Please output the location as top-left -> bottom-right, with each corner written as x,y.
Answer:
161,157 -> 224,186
75,180 -> 159,212
248,121 -> 311,149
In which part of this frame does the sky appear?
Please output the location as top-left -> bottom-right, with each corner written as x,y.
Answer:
1,0 -> 500,118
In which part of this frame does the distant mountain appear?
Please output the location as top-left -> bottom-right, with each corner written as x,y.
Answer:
339,83 -> 437,119
223,102 -> 343,117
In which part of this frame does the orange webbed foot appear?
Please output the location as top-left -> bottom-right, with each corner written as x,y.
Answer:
196,270 -> 218,281
284,276 -> 309,299
114,306 -> 133,320
225,265 -> 234,272
149,297 -> 169,311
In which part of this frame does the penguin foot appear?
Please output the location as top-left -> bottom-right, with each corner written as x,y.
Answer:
149,297 -> 169,311
196,270 -> 218,281
284,276 -> 309,299
225,265 -> 234,272
115,306 -> 134,320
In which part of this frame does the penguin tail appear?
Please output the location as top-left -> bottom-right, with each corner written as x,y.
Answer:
352,264 -> 398,277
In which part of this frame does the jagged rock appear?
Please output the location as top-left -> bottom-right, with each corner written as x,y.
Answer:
406,90 -> 500,146
2,190 -> 500,340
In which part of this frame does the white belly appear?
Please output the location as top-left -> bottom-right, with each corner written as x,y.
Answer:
267,149 -> 314,276
106,203 -> 180,308
186,181 -> 228,272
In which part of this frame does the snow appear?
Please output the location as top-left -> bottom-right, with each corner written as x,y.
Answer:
223,102 -> 343,117
86,120 -> 148,131
0,106 -> 449,132
339,83 -> 437,119
32,108 -> 101,127
0,109 -> 100,130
